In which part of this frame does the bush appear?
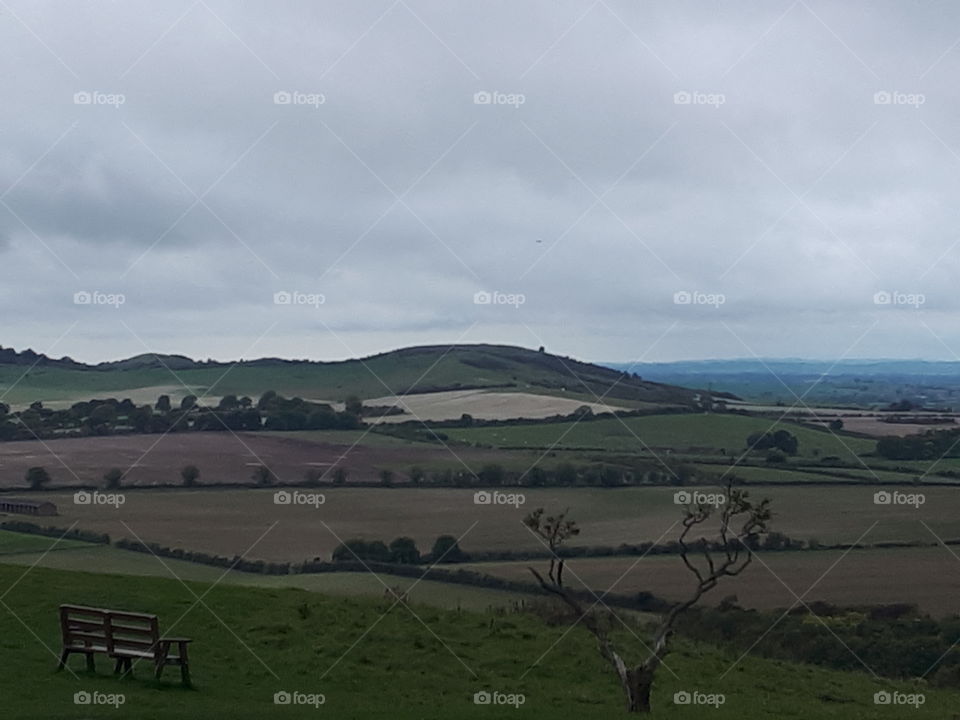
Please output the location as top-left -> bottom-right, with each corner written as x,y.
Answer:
103,468 -> 124,490
25,466 -> 50,490
181,464 -> 200,487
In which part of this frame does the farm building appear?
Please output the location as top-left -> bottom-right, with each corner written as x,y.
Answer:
0,498 -> 57,517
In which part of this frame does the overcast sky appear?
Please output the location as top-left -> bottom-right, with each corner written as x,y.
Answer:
3,1 -> 960,364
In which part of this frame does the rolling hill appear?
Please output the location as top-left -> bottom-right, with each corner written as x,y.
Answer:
0,344 -> 706,409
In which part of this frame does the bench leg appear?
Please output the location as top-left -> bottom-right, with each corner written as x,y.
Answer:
114,658 -> 123,675
57,649 -> 69,671
179,642 -> 191,687
85,654 -> 95,673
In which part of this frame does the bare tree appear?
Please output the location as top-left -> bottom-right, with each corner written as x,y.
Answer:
524,479 -> 771,713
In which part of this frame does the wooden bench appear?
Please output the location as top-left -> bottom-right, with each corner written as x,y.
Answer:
57,604 -> 193,686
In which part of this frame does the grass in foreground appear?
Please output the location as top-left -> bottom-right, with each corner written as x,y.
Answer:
0,564 -> 955,718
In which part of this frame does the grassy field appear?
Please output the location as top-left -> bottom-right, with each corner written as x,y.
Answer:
0,563 -> 954,718
0,532 -> 530,612
0,530 -> 91,554
17,485 -> 957,563
6,529 -> 954,618
446,413 -> 877,461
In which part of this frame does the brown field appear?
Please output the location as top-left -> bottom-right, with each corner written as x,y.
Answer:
827,416 -> 957,437
462,546 -> 960,617
7,485 -> 959,565
0,432 -> 526,488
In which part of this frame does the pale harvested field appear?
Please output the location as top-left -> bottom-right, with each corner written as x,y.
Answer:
14,385 -> 196,411
463,546 -> 960,617
362,389 -> 628,423
9,485 -> 960,565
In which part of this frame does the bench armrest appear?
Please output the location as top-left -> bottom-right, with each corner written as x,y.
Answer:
159,637 -> 193,643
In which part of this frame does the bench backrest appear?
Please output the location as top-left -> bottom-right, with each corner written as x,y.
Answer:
60,604 -> 160,656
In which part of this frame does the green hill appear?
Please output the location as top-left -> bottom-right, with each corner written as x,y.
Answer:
0,344 -> 704,408
0,564 -> 952,718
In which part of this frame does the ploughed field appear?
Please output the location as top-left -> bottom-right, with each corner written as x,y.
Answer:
464,546 -> 960,617
10,484 -> 957,562
0,431 -> 527,488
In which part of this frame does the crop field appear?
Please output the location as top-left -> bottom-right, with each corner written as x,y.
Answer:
463,545 -> 960,617
445,413 -> 878,460
0,431 -> 529,488
9,485 -> 955,566
696,464 -> 934,485
365,389 -> 630,423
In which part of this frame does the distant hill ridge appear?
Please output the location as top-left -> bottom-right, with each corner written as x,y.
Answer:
0,344 -> 709,405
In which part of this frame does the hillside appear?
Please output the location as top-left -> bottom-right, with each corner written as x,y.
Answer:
0,344 -> 704,408
0,564 -> 952,718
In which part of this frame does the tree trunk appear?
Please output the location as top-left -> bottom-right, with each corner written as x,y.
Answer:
623,666 -> 655,713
